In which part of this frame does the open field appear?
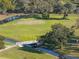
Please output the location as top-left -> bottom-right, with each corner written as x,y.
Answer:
0,47 -> 58,59
0,14 -> 78,41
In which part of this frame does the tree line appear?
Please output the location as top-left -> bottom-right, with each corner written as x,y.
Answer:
0,0 -> 78,14
0,0 -> 78,19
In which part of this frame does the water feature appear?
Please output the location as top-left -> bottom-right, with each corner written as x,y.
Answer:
35,48 -> 59,57
23,44 -> 79,59
4,38 -> 17,45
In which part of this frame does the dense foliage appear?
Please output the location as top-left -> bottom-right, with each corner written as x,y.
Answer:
0,0 -> 16,13
38,24 -> 74,50
0,0 -> 78,14
0,0 -> 78,19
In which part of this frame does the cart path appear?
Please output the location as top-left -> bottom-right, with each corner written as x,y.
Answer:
0,45 -> 16,52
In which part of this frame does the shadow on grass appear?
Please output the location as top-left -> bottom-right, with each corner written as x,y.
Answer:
72,48 -> 79,52
0,14 -> 69,24
30,15 -> 69,20
0,14 -> 30,25
19,46 -> 45,54
65,47 -> 79,52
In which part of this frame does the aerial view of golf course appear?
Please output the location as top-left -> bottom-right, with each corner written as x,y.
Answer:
0,0 -> 79,59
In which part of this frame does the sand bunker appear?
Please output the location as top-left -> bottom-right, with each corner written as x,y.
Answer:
16,20 -> 45,25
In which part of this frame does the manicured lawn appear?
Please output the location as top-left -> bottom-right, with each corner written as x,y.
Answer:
0,14 -> 78,41
0,47 -> 58,59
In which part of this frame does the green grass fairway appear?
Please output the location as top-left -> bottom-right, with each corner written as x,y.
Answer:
0,14 -> 79,59
0,14 -> 78,41
0,47 -> 58,59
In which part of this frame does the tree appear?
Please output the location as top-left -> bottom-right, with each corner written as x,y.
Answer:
51,24 -> 74,50
0,35 -> 5,49
64,2 -> 76,13
63,10 -> 68,19
0,0 -> 16,14
17,0 -> 35,14
39,1 -> 51,19
18,0 -> 54,19
63,2 -> 76,19
53,0 -> 64,14
75,19 -> 79,29
38,24 -> 74,50
53,3 -> 63,14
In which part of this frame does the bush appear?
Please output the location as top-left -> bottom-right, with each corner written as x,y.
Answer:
0,35 -> 5,49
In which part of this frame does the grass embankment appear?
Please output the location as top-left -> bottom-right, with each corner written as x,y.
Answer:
0,14 -> 78,41
0,47 -> 58,59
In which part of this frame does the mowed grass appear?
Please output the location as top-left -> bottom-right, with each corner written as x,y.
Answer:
0,14 -> 78,41
0,47 -> 58,59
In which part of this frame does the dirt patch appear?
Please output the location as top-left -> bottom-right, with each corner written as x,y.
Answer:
0,13 -> 24,20
16,20 -> 45,25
